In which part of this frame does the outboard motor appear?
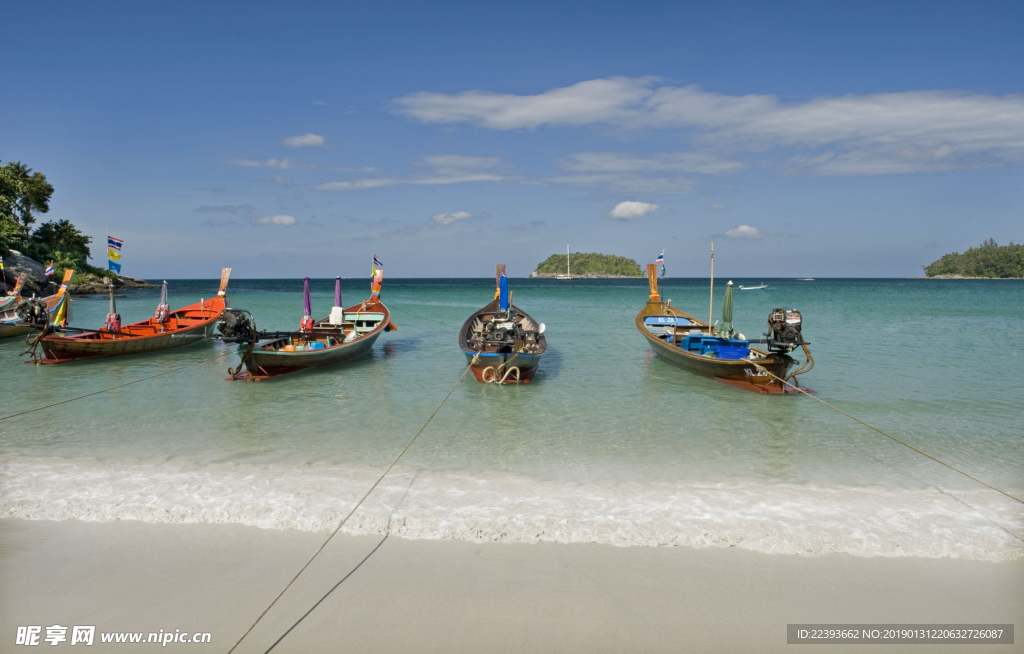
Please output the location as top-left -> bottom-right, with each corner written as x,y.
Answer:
483,314 -> 520,349
766,308 -> 806,353
217,309 -> 255,342
16,298 -> 49,328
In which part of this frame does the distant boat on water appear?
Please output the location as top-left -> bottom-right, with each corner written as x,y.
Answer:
739,283 -> 768,290
556,245 -> 577,281
796,278 -> 815,281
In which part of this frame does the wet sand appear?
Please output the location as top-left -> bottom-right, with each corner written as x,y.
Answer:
1,518 -> 1021,653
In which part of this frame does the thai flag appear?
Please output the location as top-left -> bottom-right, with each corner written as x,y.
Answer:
45,262 -> 54,276
656,251 -> 666,277
108,236 -> 123,251
373,254 -> 382,269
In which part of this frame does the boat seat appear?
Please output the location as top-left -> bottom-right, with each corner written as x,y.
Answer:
344,313 -> 385,322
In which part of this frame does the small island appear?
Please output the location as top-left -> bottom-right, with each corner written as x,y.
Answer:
922,239 -> 1024,279
530,252 -> 643,278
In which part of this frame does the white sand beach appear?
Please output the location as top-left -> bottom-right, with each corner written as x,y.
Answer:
1,518 -> 1021,653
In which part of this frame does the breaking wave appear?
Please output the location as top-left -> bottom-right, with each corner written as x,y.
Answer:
2,456 -> 1021,561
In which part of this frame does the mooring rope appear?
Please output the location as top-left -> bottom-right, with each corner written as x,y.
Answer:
385,303 -> 448,323
0,351 -> 233,423
225,354 -> 480,654
749,361 -> 1024,506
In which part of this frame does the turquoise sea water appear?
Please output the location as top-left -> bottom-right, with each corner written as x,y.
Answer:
2,278 -> 1022,559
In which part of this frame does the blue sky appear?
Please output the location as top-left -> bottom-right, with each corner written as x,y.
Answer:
3,0 -> 1022,278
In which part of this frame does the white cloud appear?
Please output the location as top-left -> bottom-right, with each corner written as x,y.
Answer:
316,178 -> 398,191
282,133 -> 325,147
610,201 -> 659,219
395,77 -> 655,130
559,151 -> 745,175
252,214 -> 297,226
725,225 -> 761,239
395,78 -> 1024,175
228,158 -> 298,169
431,211 -> 474,225
550,151 -> 744,193
710,203 -> 729,212
316,155 -> 507,191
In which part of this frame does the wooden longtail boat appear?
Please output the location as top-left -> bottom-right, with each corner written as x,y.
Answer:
636,264 -> 812,394
226,274 -> 396,381
459,265 -> 546,384
1,271 -> 71,339
32,269 -> 231,364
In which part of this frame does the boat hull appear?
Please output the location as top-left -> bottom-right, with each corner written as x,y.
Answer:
0,323 -> 33,339
636,301 -> 798,394
458,300 -> 546,384
231,298 -> 392,381
462,350 -> 541,383
36,298 -> 224,364
240,330 -> 381,379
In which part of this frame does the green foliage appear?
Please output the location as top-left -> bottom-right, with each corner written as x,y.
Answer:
924,239 -> 1024,278
0,160 -> 53,231
535,252 -> 643,276
0,215 -> 23,254
0,159 -> 108,282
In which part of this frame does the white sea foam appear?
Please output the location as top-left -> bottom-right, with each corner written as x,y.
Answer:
2,456 -> 1021,561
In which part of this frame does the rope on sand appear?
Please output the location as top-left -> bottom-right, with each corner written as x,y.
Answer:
749,361 -> 1023,506
225,354 -> 480,654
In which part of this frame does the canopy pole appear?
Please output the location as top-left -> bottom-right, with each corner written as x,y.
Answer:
708,241 -> 714,334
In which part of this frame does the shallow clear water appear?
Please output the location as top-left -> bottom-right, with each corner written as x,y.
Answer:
2,278 -> 1022,559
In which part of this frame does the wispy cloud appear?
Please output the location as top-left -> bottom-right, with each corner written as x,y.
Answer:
718,224 -> 795,239
395,77 -> 1024,176
316,155 -> 507,191
197,204 -> 297,227
559,151 -> 745,175
551,151 -> 744,193
282,133 -> 325,147
228,158 -> 301,170
609,201 -> 659,219
710,203 -> 729,212
252,214 -> 297,226
432,211 -> 473,226
724,225 -> 761,239
194,204 -> 256,215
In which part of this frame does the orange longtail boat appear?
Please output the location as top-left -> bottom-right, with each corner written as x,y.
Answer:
1,270 -> 73,339
31,268 -> 231,364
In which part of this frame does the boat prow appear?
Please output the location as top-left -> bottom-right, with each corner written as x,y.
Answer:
459,265 -> 546,383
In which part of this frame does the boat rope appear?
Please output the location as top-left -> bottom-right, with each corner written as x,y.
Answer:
385,303 -> 448,323
481,364 -> 521,384
748,361 -> 1024,506
0,351 -> 234,423
225,353 -> 481,654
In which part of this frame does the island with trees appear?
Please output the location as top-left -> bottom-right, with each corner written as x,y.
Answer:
923,239 -> 1024,279
530,252 -> 643,278
1,159 -> 152,294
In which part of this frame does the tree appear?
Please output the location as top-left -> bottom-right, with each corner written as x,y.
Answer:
32,219 -> 93,261
0,160 -> 54,233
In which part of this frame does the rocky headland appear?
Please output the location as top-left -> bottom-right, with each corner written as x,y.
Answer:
0,250 -> 157,296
